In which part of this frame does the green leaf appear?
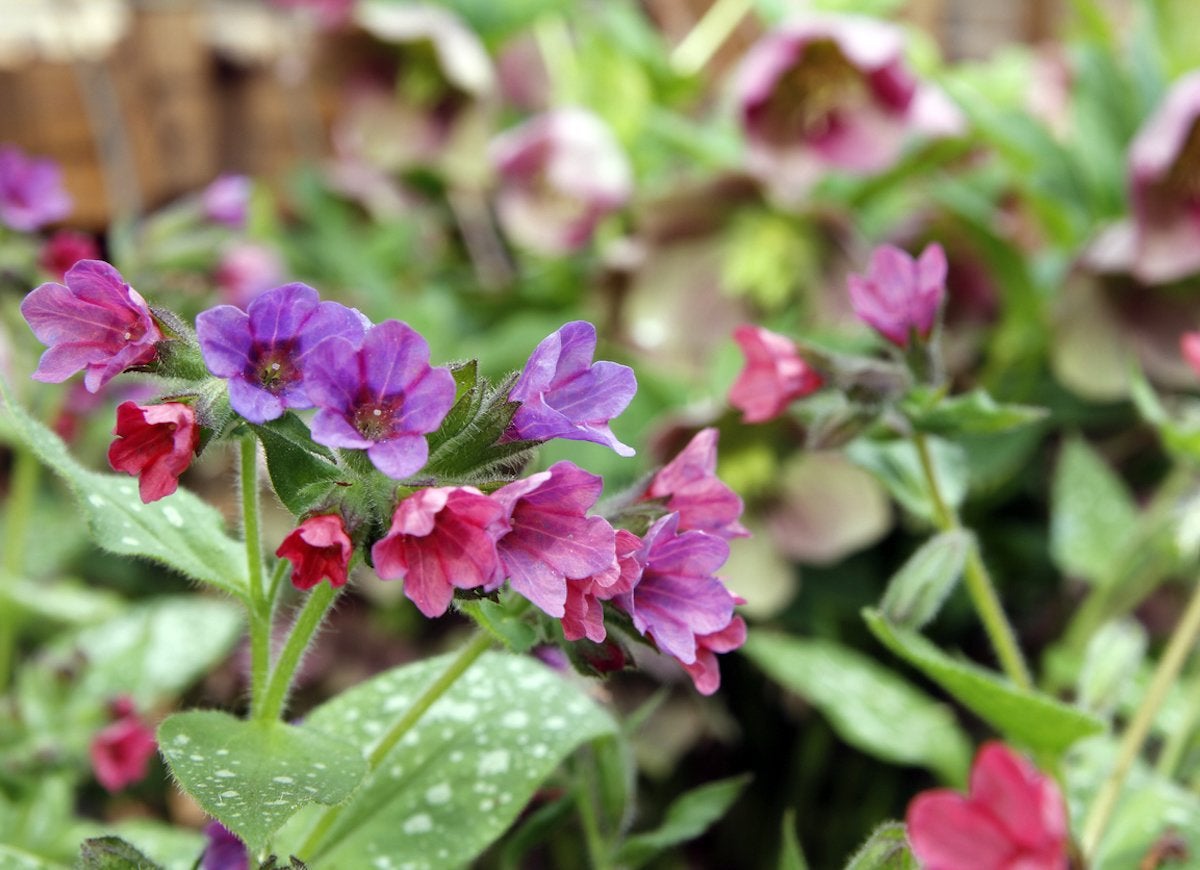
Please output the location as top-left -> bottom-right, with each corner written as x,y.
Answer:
615,774 -> 751,868
0,389 -> 248,598
253,414 -> 343,516
845,437 -> 968,525
157,712 -> 367,854
879,530 -> 972,630
0,843 -> 67,869
458,598 -> 538,653
1077,620 -> 1147,719
843,822 -> 918,870
1050,438 -> 1138,585
1,577 -> 123,626
277,650 -> 618,865
742,631 -> 971,782
902,389 -> 1048,436
779,810 -> 808,870
864,610 -> 1104,756
78,837 -> 162,870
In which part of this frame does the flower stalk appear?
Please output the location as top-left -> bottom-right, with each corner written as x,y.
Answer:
241,434 -> 270,718
0,446 -> 39,692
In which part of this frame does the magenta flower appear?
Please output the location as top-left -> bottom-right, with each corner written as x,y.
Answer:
616,513 -> 736,669
563,528 -> 643,643
644,428 -> 749,540
493,461 -> 617,618
202,174 -> 250,229
907,742 -> 1069,870
0,144 -> 72,232
276,515 -> 354,590
39,230 -> 99,280
735,15 -> 962,202
21,260 -> 163,393
215,243 -> 285,308
848,243 -> 947,347
681,616 -> 748,696
197,283 -> 366,424
306,320 -> 455,479
372,487 -> 509,618
508,321 -> 637,456
108,402 -> 200,503
729,325 -> 823,423
202,821 -> 248,870
1183,332 -> 1200,378
90,707 -> 157,792
270,0 -> 354,29
490,109 -> 632,256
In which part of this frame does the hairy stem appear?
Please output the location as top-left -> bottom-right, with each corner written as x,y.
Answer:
241,435 -> 270,718
257,582 -> 339,723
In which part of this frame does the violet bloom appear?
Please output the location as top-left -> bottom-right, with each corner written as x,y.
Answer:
508,321 -> 637,456
307,320 -> 456,479
202,821 -> 249,870
848,243 -> 947,347
492,461 -> 617,618
0,144 -> 72,232
616,513 -> 736,669
197,283 -> 367,424
644,428 -> 749,540
729,325 -> 823,423
202,174 -> 250,229
563,528 -> 642,643
735,15 -> 962,203
490,109 -> 632,256
372,486 -> 509,617
21,259 -> 163,392
907,742 -> 1069,870
682,616 -> 748,696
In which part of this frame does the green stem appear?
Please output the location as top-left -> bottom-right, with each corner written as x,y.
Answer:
913,433 -> 1032,690
574,755 -> 610,870
240,436 -> 269,717
1081,577 -> 1200,857
534,15 -> 580,105
257,582 -> 338,723
297,629 -> 496,860
0,447 -> 39,692
669,0 -> 753,75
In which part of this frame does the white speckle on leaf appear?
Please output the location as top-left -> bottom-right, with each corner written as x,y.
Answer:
216,749 -> 229,755
545,716 -> 566,730
163,505 -> 184,527
383,694 -> 411,712
273,775 -> 294,784
121,536 -> 139,546
219,790 -> 239,798
189,755 -> 204,761
173,735 -> 190,745
478,750 -> 510,776
403,813 -> 433,834
214,769 -> 235,778
531,744 -> 548,758
479,798 -> 495,812
87,495 -> 106,507
501,711 -> 529,729
425,783 -> 452,804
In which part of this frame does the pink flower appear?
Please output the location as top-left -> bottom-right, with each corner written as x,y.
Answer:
371,487 -> 509,618
215,243 -> 285,308
492,461 -> 617,618
21,260 -> 163,393
490,109 -> 632,256
735,15 -> 962,202
681,616 -> 748,696
39,230 -> 100,280
644,428 -> 749,540
1183,332 -> 1200,378
90,706 -> 158,792
276,515 -> 354,590
729,326 -> 823,423
562,528 -> 642,643
906,742 -> 1070,870
107,402 -> 199,503
202,174 -> 250,229
848,243 -> 947,346
0,144 -> 72,232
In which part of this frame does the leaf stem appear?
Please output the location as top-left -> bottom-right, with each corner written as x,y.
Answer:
669,0 -> 753,75
241,435 -> 270,717
257,581 -> 339,724
913,433 -> 1032,690
0,447 -> 39,692
1081,577 -> 1200,857
297,629 -> 496,860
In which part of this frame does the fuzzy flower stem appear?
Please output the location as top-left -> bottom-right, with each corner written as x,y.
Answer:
241,435 -> 270,718
1081,577 -> 1200,857
913,432 -> 1032,690
298,629 -> 497,861
670,0 -> 753,75
0,447 -> 39,691
257,582 -> 339,724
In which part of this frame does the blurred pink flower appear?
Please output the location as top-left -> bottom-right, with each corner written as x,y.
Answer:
202,174 -> 250,229
848,243 -> 947,346
490,109 -> 632,256
90,703 -> 157,792
39,230 -> 99,280
729,326 -> 823,423
215,243 -> 285,308
735,15 -> 962,203
1182,331 -> 1200,378
907,742 -> 1069,870
0,144 -> 72,232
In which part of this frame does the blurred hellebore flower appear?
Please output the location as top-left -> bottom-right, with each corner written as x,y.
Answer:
490,108 -> 633,256
735,15 -> 962,203
0,144 -> 72,232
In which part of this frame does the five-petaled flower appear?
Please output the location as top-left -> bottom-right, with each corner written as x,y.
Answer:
306,319 -> 456,479
729,326 -> 823,424
0,144 -> 73,232
196,282 -> 367,424
508,321 -> 637,456
848,243 -> 947,347
89,700 -> 158,792
107,401 -> 200,503
645,428 -> 751,541
906,741 -> 1070,870
21,259 -> 163,393
372,486 -> 509,617
277,514 -> 354,590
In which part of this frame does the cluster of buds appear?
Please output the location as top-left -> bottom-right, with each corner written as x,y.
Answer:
20,260 -> 748,693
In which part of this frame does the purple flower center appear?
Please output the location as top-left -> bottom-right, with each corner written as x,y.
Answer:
253,343 -> 301,395
353,396 -> 402,441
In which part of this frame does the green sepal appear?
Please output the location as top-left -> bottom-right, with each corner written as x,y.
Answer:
842,822 -> 917,869
879,530 -> 972,630
458,597 -> 538,653
423,369 -> 537,484
77,836 -> 163,870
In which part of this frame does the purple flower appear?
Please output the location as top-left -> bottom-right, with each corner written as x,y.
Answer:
848,243 -> 947,346
196,283 -> 368,424
508,321 -> 637,456
735,15 -> 962,202
682,616 -> 747,696
492,461 -> 617,618
307,319 -> 456,478
202,174 -> 251,229
0,144 -> 72,232
644,428 -> 749,540
563,528 -> 643,643
372,486 -> 509,617
490,109 -> 632,256
616,513 -> 734,667
202,821 -> 249,870
21,260 -> 162,392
